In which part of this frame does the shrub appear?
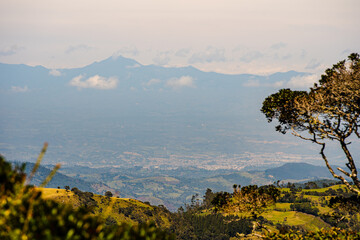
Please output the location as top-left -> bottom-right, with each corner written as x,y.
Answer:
263,227 -> 360,240
290,202 -> 319,216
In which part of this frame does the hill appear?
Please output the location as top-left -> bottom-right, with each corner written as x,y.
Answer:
38,187 -> 172,229
16,161 -> 115,195
263,162 -> 333,180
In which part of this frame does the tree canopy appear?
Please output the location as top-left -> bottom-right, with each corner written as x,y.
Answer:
261,53 -> 360,194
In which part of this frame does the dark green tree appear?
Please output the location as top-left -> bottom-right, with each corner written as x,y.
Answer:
261,53 -> 360,194
105,191 -> 113,198
202,188 -> 215,209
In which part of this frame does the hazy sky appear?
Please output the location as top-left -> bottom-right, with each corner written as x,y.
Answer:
0,0 -> 359,74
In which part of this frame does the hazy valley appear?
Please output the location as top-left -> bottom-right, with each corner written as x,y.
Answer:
0,55 -> 347,170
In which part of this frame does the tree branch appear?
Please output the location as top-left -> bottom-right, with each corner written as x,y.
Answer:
337,167 -> 351,177
320,143 -> 360,194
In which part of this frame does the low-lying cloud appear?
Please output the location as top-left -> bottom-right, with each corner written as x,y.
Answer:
247,139 -> 299,146
0,45 -> 24,56
239,51 -> 264,63
145,78 -> 162,86
65,44 -> 93,54
270,42 -> 287,50
166,76 -> 195,89
69,75 -> 118,90
49,69 -> 62,76
153,55 -> 171,66
188,46 -> 226,64
11,86 -> 29,93
287,74 -> 319,88
175,48 -> 191,57
305,59 -> 321,70
244,74 -> 319,89
113,47 -> 139,58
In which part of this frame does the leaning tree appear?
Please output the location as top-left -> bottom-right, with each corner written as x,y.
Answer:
261,53 -> 360,194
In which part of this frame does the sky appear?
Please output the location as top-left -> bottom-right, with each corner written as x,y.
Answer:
0,0 -> 359,75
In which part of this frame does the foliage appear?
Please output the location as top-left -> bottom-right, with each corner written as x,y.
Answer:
263,227 -> 360,240
326,195 -> 360,231
217,185 -> 280,217
105,191 -> 113,198
201,188 -> 215,209
211,191 -> 232,212
170,210 -> 252,240
290,202 -> 319,216
71,187 -> 98,211
278,192 -> 310,203
261,53 -> 360,193
0,144 -> 174,240
329,195 -> 360,215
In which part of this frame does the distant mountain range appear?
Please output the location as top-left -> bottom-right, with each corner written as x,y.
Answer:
264,162 -> 335,180
0,55 -> 309,121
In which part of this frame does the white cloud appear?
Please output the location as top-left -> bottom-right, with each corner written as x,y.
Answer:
65,44 -> 93,54
113,47 -> 139,58
239,51 -> 264,63
153,55 -> 170,66
145,78 -> 161,86
188,46 -> 226,64
0,45 -> 24,56
166,76 -> 195,89
272,81 -> 285,88
49,69 -> 62,76
305,59 -> 321,70
247,139 -> 299,146
270,42 -> 287,50
244,74 -> 319,89
244,79 -> 284,88
175,48 -> 191,57
126,63 -> 141,69
243,79 -> 260,87
152,51 -> 171,66
286,74 -> 319,88
69,75 -> 118,90
11,86 -> 29,93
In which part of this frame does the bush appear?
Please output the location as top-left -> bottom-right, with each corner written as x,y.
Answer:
170,212 -> 252,239
290,202 -> 319,216
263,227 -> 360,239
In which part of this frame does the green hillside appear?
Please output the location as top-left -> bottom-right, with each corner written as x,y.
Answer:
39,187 -> 172,229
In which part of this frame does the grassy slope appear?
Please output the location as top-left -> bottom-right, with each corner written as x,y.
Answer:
259,185 -> 353,231
38,188 -> 172,228
261,211 -> 330,232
